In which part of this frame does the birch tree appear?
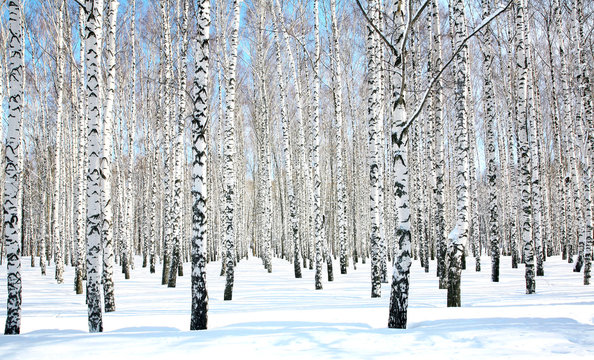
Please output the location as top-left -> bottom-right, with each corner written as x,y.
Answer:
75,6 -> 87,295
574,0 -> 593,285
85,0 -> 105,333
312,0 -> 324,291
447,0 -> 471,308
515,0 -> 535,294
190,0 -> 210,330
430,0 -> 447,290
272,1 -> 301,279
168,0 -> 189,288
386,1 -> 412,329
367,0 -> 382,298
223,0 -> 241,301
4,0 -> 24,335
482,0 -> 500,282
101,0 -> 118,311
330,0 -> 348,276
53,0 -> 65,285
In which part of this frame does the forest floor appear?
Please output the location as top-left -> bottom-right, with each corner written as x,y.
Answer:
1,253 -> 594,359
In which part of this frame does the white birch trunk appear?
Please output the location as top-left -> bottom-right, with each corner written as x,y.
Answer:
367,0 -> 382,298
53,0 -> 65,285
447,0 -> 471,307
430,0 -> 448,290
312,0 -> 324,291
102,0 -> 118,311
75,6 -> 87,295
85,0 -> 105,333
272,3 -> 301,278
124,0 -> 137,280
515,0 -> 535,294
223,0 -> 241,301
168,0 -> 189,287
482,0 -> 500,282
388,2 -> 411,329
159,0 -> 174,285
574,0 -> 593,285
190,0 -> 209,329
330,0 -> 348,276
4,0 -> 24,335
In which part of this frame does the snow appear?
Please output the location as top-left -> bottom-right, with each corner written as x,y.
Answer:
1,255 -> 594,359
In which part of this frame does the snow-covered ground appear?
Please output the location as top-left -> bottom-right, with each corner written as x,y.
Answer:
1,254 -> 593,359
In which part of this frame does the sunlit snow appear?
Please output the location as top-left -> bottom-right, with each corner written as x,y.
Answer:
1,255 -> 594,359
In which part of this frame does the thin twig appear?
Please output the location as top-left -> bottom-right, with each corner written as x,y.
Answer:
403,0 -> 513,135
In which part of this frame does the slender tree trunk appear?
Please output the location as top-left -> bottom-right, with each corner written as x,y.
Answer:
312,0 -> 324,291
75,5 -> 87,295
53,0 -> 65,285
367,0 -> 382,298
272,3 -> 301,279
574,0 -> 593,285
447,0 -> 471,308
168,0 -> 189,288
159,0 -> 174,285
430,0 -> 447,290
124,0 -> 137,281
223,0 -> 241,301
482,0 -> 500,282
330,0 -> 348,276
101,0 -> 119,312
515,0 -> 535,294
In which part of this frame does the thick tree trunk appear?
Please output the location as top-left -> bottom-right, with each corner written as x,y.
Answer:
4,0 -> 24,335
387,3 -> 411,329
85,0 -> 105,333
190,0 -> 210,330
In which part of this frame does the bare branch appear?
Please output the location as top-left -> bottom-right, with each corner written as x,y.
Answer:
402,0 -> 513,135
355,0 -> 399,56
